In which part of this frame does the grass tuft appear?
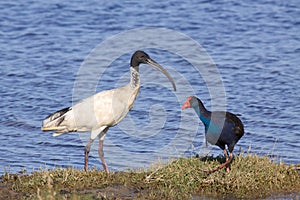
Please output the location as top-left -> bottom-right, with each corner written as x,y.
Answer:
1,154 -> 299,199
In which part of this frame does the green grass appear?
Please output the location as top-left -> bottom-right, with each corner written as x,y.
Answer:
1,154 -> 299,199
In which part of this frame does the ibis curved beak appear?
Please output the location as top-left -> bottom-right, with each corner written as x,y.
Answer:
145,58 -> 177,91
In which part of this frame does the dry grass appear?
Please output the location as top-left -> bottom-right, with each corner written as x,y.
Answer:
1,153 -> 299,199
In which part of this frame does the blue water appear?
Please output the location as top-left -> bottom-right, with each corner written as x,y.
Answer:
0,0 -> 299,175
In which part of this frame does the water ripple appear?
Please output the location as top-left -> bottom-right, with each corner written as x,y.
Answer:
0,0 -> 299,175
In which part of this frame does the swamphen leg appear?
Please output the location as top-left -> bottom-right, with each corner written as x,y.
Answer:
223,149 -> 231,172
203,149 -> 233,173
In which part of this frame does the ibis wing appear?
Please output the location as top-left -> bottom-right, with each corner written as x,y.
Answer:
41,84 -> 137,136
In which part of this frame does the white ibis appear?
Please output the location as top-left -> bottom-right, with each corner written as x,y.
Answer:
41,50 -> 176,173
182,96 -> 244,172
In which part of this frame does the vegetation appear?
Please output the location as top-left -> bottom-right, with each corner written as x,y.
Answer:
1,154 -> 299,199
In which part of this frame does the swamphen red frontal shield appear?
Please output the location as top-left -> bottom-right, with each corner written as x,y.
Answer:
182,96 -> 244,172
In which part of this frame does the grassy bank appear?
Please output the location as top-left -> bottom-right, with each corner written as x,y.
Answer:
1,154 -> 299,199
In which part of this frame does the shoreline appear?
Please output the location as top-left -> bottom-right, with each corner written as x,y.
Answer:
1,154 -> 299,199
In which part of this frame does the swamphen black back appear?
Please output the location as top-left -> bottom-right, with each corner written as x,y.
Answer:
182,96 -> 244,172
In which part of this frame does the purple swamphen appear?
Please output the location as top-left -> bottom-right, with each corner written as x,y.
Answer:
182,96 -> 244,172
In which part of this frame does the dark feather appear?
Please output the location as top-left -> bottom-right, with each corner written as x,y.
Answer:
225,112 -> 244,137
45,107 -> 71,121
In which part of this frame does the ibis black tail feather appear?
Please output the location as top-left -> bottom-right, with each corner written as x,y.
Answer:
45,107 -> 71,122
41,107 -> 74,136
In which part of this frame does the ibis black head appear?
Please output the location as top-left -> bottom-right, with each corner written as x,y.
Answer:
130,50 -> 151,67
130,50 -> 176,91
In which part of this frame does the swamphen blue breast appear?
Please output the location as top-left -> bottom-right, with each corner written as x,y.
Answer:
182,96 -> 244,172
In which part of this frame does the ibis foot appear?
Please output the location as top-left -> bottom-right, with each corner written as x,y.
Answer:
103,163 -> 109,173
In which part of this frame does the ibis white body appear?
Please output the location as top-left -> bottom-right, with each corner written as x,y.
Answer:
42,67 -> 140,140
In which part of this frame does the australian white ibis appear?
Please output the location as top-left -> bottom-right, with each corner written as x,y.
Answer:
41,50 -> 176,173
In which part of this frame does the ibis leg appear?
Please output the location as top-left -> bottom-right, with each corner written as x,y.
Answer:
99,139 -> 109,173
84,139 -> 94,172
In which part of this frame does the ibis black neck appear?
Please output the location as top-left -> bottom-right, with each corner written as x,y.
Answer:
130,66 -> 140,88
